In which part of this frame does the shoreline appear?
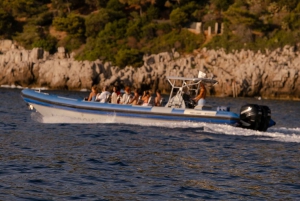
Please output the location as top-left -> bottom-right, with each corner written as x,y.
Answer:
0,39 -> 299,100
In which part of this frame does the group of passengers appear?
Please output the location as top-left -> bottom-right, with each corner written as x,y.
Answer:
86,85 -> 162,106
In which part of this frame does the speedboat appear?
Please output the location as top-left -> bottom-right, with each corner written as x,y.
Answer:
21,74 -> 276,131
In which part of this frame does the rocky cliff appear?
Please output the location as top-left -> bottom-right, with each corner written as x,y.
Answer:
0,39 -> 299,100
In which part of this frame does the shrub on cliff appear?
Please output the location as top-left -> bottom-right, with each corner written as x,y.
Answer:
13,24 -> 41,49
32,11 -> 53,26
0,0 -> 46,18
204,30 -> 244,52
115,49 -> 143,68
205,25 -> 299,53
76,18 -> 128,61
283,3 -> 300,30
58,35 -> 85,53
142,29 -> 205,54
32,36 -> 57,53
170,8 -> 188,28
106,0 -> 125,11
85,9 -> 110,38
53,14 -> 85,37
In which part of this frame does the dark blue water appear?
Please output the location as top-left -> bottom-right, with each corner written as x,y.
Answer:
0,88 -> 299,200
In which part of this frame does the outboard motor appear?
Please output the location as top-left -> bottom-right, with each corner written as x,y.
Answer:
239,104 -> 272,131
239,104 -> 262,130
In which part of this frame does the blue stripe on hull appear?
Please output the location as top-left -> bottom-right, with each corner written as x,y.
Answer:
24,97 -> 239,125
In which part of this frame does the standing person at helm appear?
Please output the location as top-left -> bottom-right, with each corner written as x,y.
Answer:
193,82 -> 206,106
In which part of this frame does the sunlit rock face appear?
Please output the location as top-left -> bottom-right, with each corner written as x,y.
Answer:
0,40 -> 299,100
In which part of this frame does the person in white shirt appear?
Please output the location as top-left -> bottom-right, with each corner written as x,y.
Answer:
111,86 -> 120,104
95,86 -> 111,103
121,86 -> 131,104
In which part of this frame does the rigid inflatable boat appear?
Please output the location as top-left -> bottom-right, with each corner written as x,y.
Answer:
21,75 -> 276,131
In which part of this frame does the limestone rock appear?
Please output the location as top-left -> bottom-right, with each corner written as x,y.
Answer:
0,39 -> 299,100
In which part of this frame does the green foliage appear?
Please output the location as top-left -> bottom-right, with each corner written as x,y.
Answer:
264,30 -> 299,49
31,12 -> 53,26
106,0 -> 124,11
126,20 -> 142,39
85,0 -> 109,10
180,1 -> 201,21
52,17 -> 68,31
224,6 -> 262,29
283,3 -> 300,30
115,49 -> 143,68
51,0 -> 84,13
1,0 -> 47,17
170,8 -> 188,28
32,36 -> 57,53
205,27 -> 299,53
77,19 -> 128,61
141,23 -> 156,40
53,14 -> 85,37
99,18 -> 128,40
85,9 -> 110,38
2,0 -> 300,67
211,0 -> 234,11
204,31 -> 244,52
58,35 -> 84,52
146,5 -> 159,20
13,24 -> 41,49
142,29 -> 205,54
275,0 -> 298,11
155,23 -> 172,34
0,8 -> 15,38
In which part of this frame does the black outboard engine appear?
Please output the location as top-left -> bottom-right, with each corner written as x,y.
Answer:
258,105 -> 271,131
239,104 -> 272,131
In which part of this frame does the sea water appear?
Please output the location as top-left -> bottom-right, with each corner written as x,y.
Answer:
0,88 -> 299,200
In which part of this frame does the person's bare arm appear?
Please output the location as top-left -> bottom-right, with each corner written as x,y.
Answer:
87,93 -> 93,101
193,88 -> 204,102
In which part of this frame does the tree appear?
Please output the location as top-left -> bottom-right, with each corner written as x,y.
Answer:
32,36 -> 57,53
85,0 -> 109,10
223,5 -> 262,30
1,0 -> 46,17
0,8 -> 15,38
51,0 -> 84,13
211,0 -> 234,11
106,0 -> 125,10
85,9 -> 110,38
52,14 -> 85,37
119,0 -> 156,16
170,8 -> 188,28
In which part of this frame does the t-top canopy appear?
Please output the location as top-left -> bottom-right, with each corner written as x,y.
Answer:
166,76 -> 218,85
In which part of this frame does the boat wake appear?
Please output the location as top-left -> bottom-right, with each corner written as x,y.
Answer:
202,124 -> 300,143
33,113 -> 300,143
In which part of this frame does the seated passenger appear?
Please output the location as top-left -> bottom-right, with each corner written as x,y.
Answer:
154,89 -> 162,106
141,90 -> 150,106
129,89 -> 140,105
95,86 -> 111,103
87,85 -> 98,101
111,86 -> 120,104
120,86 -> 131,104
